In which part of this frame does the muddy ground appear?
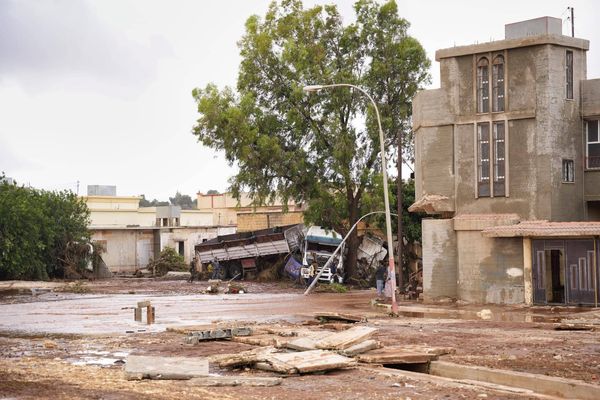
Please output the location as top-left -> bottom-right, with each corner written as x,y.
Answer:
1,278 -> 599,399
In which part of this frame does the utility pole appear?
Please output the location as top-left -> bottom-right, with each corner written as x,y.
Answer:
397,130 -> 403,293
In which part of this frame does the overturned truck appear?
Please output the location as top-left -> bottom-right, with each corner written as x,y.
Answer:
194,224 -> 304,280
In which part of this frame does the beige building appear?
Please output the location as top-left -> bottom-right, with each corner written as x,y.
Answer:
84,193 -> 233,274
411,17 -> 600,306
197,192 -> 304,231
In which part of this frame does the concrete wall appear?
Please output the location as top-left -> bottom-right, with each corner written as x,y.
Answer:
237,211 -> 304,232
91,229 -> 155,273
88,209 -> 156,228
180,210 -> 213,227
160,227 -> 236,263
582,79 -> 600,118
456,232 -> 524,304
414,125 -> 455,202
422,219 -> 457,301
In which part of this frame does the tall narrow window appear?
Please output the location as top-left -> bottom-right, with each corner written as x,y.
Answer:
477,58 -> 489,113
566,50 -> 573,99
587,120 -> 600,169
492,56 -> 505,112
562,159 -> 574,182
477,123 -> 490,197
493,122 -> 506,196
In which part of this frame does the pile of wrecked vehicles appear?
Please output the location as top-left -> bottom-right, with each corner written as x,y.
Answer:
194,224 -> 388,286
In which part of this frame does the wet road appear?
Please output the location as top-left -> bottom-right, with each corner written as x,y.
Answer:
0,290 -> 377,335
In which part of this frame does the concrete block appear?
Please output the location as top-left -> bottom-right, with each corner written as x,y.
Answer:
430,360 -> 600,400
125,355 -> 209,380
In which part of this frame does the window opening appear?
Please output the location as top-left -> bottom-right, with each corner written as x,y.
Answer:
562,159 -> 574,182
492,55 -> 505,112
566,50 -> 573,99
477,57 -> 489,113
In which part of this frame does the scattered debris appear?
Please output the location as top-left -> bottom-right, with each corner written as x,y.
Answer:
225,282 -> 246,294
315,326 -> 377,350
124,355 -> 209,380
315,312 -> 366,323
340,339 -> 381,357
133,300 -> 155,324
554,323 -> 594,331
357,347 -> 436,365
186,326 -> 253,343
208,346 -> 277,368
187,376 -> 283,387
258,349 -> 356,374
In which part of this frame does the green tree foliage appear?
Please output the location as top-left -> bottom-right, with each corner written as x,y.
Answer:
138,194 -> 169,207
191,0 -> 429,278
0,177 -> 91,280
169,191 -> 196,210
147,247 -> 187,276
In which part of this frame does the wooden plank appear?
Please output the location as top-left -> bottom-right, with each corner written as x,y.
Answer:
357,347 -> 436,364
400,345 -> 456,356
187,376 -> 282,387
285,337 -> 318,351
267,350 -> 355,374
340,339 -> 380,356
125,355 -> 208,380
208,347 -> 276,368
315,326 -> 377,350
314,312 -> 366,323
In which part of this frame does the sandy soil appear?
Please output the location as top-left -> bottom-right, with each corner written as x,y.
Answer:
1,278 -> 599,399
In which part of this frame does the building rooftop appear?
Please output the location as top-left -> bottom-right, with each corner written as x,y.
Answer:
483,221 -> 600,237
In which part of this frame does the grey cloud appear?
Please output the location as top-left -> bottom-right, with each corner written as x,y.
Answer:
0,0 -> 172,91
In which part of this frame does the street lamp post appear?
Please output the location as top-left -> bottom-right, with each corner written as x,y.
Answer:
303,83 -> 399,313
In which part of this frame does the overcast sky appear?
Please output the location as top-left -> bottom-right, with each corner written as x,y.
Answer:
1,0 -> 598,200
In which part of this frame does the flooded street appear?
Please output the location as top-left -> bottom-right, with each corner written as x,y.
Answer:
1,279 -> 600,399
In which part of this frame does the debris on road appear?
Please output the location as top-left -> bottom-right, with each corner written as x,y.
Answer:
315,325 -> 377,350
133,301 -> 155,324
314,312 -> 367,323
187,375 -> 283,387
124,355 -> 209,380
185,326 -> 253,343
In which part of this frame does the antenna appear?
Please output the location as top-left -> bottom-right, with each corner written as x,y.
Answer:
567,6 -> 574,37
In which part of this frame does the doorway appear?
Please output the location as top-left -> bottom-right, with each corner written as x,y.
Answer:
177,241 -> 185,257
544,249 -> 565,303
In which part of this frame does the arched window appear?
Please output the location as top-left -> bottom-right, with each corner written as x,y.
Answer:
477,57 -> 489,113
492,55 -> 505,112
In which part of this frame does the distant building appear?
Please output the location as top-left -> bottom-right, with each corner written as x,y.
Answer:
84,192 -> 234,274
410,17 -> 600,305
196,191 -> 304,232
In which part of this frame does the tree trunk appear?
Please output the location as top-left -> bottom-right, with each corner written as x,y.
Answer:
397,130 -> 404,292
345,202 -> 359,281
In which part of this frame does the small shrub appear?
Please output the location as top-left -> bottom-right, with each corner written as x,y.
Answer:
147,247 -> 187,276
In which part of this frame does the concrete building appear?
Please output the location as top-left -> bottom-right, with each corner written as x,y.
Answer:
411,17 -> 600,306
197,192 -> 304,231
84,191 -> 234,274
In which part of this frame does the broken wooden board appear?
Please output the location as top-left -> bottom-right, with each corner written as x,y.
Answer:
315,326 -> 377,350
124,355 -> 208,380
340,339 -> 381,357
208,346 -> 276,368
185,326 -> 252,344
314,312 -> 366,323
286,337 -> 318,351
265,349 -> 356,374
187,376 -> 282,387
554,323 -> 595,331
399,345 -> 456,356
357,347 -> 437,364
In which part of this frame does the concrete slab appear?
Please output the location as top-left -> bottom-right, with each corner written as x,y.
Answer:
430,360 -> 600,400
124,355 -> 209,380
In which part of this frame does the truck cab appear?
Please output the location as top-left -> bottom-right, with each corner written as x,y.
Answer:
301,226 -> 345,284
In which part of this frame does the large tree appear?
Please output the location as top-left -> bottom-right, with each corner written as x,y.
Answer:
192,0 -> 429,279
0,177 -> 91,280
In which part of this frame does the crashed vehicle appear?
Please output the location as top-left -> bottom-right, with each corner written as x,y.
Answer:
300,226 -> 345,284
194,224 -> 303,280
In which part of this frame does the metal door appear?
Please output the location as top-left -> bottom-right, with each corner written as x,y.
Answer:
566,240 -> 595,304
532,240 -> 547,304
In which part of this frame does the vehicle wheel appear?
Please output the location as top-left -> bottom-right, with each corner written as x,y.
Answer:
212,264 -> 228,280
228,262 -> 243,280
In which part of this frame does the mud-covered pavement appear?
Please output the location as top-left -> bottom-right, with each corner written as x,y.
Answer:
1,278 -> 599,399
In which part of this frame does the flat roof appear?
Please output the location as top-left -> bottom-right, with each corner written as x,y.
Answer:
483,221 -> 600,238
436,34 -> 589,61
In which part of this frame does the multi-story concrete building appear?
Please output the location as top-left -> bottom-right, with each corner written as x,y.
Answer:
410,17 -> 600,306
